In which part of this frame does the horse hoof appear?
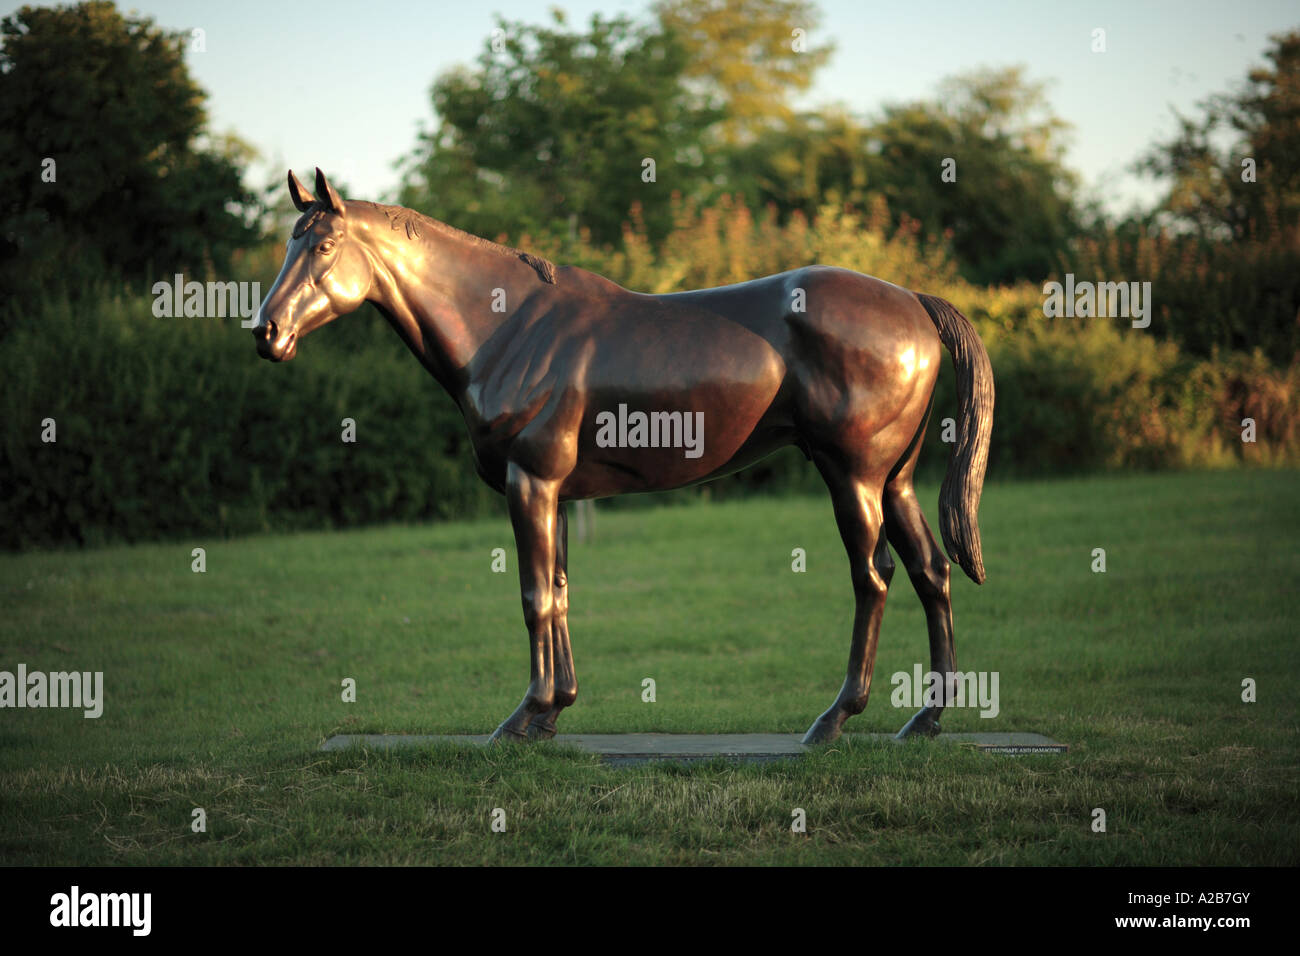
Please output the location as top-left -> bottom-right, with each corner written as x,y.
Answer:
488,724 -> 530,744
895,711 -> 941,740
526,721 -> 557,740
801,718 -> 842,746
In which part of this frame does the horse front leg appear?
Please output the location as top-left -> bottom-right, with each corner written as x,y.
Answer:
527,503 -> 578,740
489,463 -> 560,742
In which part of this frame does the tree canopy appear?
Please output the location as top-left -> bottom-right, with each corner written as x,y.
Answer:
1139,30 -> 1300,240
652,0 -> 833,145
399,10 -> 721,246
0,0 -> 257,300
400,8 -> 1078,284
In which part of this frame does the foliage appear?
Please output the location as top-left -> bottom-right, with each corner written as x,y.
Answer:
714,66 -> 1080,285
0,1 -> 259,312
1083,30 -> 1300,363
863,68 -> 1079,285
0,291 -> 496,549
398,10 -> 720,246
1138,30 -> 1300,240
1070,221 -> 1300,362
652,0 -> 833,145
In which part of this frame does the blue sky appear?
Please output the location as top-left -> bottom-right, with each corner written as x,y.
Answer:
8,0 -> 1299,214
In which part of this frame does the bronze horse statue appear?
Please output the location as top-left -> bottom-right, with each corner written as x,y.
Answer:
254,169 -> 994,745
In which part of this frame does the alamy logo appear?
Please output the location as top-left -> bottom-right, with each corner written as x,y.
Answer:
595,404 -> 705,459
1042,273 -> 1152,328
50,886 -> 150,936
151,273 -> 262,326
0,664 -> 102,718
890,664 -> 1000,718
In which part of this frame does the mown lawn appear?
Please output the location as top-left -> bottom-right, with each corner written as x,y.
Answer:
0,470 -> 1296,865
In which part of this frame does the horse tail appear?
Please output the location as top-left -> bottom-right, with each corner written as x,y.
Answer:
915,293 -> 994,585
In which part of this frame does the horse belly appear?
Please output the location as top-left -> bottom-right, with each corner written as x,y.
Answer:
561,323 -> 790,498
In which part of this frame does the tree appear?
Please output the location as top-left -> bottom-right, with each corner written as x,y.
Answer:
1139,30 -> 1300,240
652,0 -> 833,146
727,66 -> 1079,283
399,10 -> 720,246
0,1 -> 257,303
724,108 -> 869,218
863,67 -> 1079,284
1107,30 -> 1300,361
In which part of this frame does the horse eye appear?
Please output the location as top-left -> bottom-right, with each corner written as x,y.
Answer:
317,240 -> 335,254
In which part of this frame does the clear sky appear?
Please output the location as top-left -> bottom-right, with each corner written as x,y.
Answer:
8,0 -> 1299,215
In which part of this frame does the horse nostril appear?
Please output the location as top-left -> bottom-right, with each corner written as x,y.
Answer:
254,319 -> 277,342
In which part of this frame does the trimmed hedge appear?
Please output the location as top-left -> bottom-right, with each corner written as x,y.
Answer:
1,292 -> 498,549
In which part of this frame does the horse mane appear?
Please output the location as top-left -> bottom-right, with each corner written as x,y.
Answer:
350,200 -> 557,285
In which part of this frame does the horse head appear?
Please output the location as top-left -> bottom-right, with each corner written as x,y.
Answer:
253,168 -> 373,362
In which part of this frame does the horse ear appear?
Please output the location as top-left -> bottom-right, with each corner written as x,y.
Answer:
314,167 -> 346,218
287,170 -> 316,211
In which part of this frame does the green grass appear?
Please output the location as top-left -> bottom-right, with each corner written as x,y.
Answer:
1,470 -> 1297,865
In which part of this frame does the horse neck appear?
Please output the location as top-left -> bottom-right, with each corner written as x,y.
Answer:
361,217 -> 535,394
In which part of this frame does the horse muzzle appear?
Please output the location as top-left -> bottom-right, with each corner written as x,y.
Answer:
253,319 -> 297,362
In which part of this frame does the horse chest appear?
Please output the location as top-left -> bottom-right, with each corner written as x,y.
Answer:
457,384 -> 565,490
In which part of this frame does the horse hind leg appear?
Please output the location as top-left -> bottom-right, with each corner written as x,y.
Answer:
802,461 -> 889,745
885,478 -> 956,739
